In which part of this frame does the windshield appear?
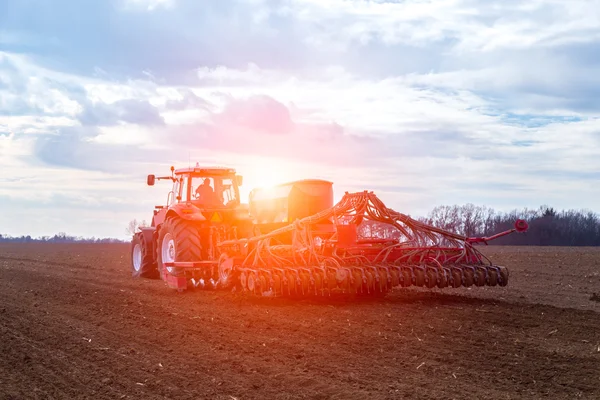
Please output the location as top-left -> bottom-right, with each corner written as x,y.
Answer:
190,176 -> 238,206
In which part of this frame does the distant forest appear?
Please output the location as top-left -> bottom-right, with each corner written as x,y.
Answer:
421,204 -> 600,246
1,204 -> 599,246
0,233 -> 126,244
358,204 -> 600,246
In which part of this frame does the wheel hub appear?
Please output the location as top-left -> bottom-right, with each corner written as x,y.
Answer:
161,233 -> 177,274
132,243 -> 142,272
168,242 -> 175,260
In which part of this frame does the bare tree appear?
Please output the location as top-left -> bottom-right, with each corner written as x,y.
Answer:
424,203 -> 600,246
126,219 -> 148,236
427,205 -> 463,234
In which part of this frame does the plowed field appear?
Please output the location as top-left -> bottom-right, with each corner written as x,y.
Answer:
1,244 -> 599,399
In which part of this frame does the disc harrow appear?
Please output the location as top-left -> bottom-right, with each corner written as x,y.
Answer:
217,191 -> 526,297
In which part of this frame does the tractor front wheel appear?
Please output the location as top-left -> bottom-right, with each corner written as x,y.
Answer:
131,233 -> 158,279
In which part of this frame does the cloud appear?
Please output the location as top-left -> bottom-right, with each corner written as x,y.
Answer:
3,0 -> 599,116
16,55 -> 598,198
78,99 -> 165,126
33,126 -> 101,170
284,0 -> 600,52
214,95 -> 293,134
0,0 -> 314,83
164,89 -> 211,111
122,0 -> 175,12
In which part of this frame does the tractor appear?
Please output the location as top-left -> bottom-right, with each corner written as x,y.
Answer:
132,164 -> 250,290
131,164 -> 528,296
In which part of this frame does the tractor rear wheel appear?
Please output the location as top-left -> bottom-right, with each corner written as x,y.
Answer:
157,217 -> 202,279
131,233 -> 158,279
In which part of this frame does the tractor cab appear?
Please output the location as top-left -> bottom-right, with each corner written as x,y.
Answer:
147,164 -> 246,228
175,167 -> 242,208
148,164 -> 243,208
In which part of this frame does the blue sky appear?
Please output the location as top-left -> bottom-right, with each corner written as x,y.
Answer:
1,0 -> 599,239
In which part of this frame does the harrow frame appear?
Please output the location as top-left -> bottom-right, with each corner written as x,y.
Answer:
164,191 -> 528,296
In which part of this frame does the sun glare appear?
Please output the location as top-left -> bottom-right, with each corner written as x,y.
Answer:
237,158 -> 303,201
247,165 -> 290,189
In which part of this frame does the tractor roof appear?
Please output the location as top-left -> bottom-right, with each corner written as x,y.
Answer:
174,166 -> 237,176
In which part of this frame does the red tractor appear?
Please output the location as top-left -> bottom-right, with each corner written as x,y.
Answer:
131,165 -> 250,289
131,164 -> 528,296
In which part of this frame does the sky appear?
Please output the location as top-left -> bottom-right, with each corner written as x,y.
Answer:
1,0 -> 600,239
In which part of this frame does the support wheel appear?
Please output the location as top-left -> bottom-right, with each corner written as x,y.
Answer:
498,266 -> 509,287
487,267 -> 498,287
425,268 -> 438,288
451,268 -> 462,288
463,267 -> 474,287
401,269 -> 413,287
414,267 -> 425,287
437,268 -> 449,289
474,267 -> 487,287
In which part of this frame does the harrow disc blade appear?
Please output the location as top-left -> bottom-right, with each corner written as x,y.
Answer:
235,263 -> 508,297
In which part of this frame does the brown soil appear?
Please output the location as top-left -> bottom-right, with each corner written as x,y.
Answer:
1,244 -> 599,399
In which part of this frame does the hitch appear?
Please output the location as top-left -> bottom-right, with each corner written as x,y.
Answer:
466,219 -> 529,245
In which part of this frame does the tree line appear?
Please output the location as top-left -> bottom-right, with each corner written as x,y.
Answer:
357,204 -> 600,246
0,218 -> 149,243
421,204 -> 600,246
0,232 -> 126,243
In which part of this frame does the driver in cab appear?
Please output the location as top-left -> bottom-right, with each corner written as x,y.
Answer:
195,178 -> 215,204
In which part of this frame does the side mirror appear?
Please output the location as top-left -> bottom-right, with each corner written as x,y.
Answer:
147,174 -> 156,186
236,175 -> 243,187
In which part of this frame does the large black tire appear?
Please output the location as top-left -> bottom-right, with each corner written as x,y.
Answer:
157,217 -> 203,278
131,233 -> 158,279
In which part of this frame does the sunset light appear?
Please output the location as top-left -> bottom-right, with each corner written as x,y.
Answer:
240,158 -> 307,193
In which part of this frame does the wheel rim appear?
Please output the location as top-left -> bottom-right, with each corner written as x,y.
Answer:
132,243 -> 142,272
161,232 -> 176,274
